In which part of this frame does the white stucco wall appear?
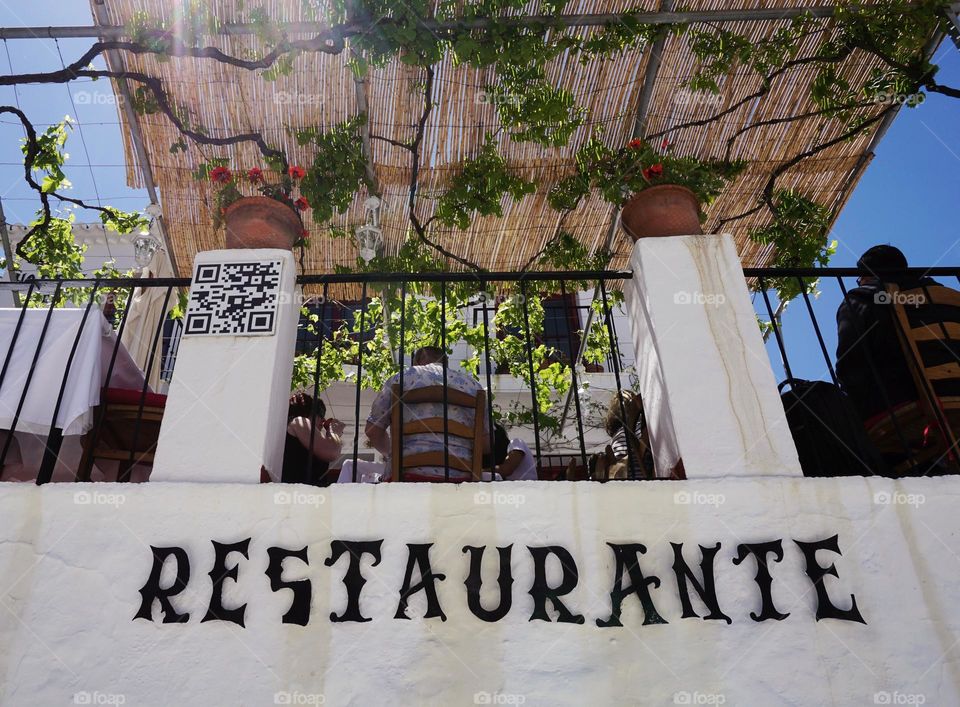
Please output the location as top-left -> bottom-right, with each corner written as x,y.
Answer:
1,476 -> 958,706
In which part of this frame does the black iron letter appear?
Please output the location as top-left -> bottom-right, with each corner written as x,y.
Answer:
325,540 -> 383,622
462,545 -> 514,622
671,542 -> 732,624
733,540 -> 790,621
266,546 -> 311,626
527,546 -> 584,624
202,539 -> 250,626
396,543 -> 447,621
794,535 -> 866,624
134,545 -> 191,623
597,543 -> 667,627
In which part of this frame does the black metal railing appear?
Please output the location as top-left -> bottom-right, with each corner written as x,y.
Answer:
12,265 -> 951,485
0,277 -> 188,484
293,270 -> 637,484
747,266 -> 960,477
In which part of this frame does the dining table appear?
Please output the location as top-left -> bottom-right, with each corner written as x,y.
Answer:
0,306 -> 149,482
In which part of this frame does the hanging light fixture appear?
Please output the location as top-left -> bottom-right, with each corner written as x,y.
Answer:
133,204 -> 163,268
356,196 -> 383,264
133,229 -> 162,268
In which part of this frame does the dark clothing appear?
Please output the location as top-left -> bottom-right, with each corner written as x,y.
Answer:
835,277 -> 939,421
281,432 -> 331,485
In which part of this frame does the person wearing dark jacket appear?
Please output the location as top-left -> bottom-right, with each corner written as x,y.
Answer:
835,245 -> 938,422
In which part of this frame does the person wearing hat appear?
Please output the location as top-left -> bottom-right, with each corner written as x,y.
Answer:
835,245 -> 939,422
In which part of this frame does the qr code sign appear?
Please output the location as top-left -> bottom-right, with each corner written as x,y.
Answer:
183,260 -> 283,336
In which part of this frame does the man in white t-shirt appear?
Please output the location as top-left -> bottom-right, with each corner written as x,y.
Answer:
488,424 -> 538,480
365,346 -> 489,481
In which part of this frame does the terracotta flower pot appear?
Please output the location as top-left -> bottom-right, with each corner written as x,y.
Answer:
620,184 -> 703,241
223,196 -> 302,250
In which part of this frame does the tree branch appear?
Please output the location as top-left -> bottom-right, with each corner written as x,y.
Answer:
925,82 -> 960,99
406,66 -> 483,272
369,133 -> 411,150
715,105 -> 896,231
0,106 -> 125,257
645,49 -> 853,143
0,34 -> 345,87
723,100 -> 876,162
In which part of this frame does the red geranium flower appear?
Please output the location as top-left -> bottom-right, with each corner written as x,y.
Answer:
661,138 -> 671,150
628,138 -> 643,149
294,196 -> 310,211
247,167 -> 264,183
642,163 -> 664,180
209,166 -> 232,184
288,165 -> 306,180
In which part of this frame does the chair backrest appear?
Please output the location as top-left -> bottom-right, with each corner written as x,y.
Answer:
887,283 -> 960,457
389,383 -> 486,481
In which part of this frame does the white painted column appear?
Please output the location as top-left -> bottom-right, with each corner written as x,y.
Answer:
151,249 -> 298,483
624,234 -> 801,478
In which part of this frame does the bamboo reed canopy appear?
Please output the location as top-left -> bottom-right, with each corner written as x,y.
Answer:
94,0 -> 896,277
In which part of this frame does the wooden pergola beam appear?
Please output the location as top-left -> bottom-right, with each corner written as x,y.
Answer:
557,0 -> 674,434
90,0 -> 180,277
0,6 -> 854,41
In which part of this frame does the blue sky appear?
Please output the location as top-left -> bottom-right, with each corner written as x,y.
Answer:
767,41 -> 960,383
0,3 -> 958,383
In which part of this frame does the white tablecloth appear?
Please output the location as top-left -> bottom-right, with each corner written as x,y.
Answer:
0,308 -> 148,436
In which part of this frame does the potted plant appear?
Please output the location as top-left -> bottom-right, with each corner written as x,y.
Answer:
550,136 -> 744,240
197,162 -> 311,250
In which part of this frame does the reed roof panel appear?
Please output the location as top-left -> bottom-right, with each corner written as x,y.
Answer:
97,0 -> 895,278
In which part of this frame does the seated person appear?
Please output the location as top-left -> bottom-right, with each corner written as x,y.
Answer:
603,390 -> 654,479
484,424 -> 538,481
282,393 -> 344,486
836,245 -> 940,422
364,346 -> 489,481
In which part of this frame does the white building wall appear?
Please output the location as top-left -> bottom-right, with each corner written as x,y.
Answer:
3,222 -> 141,278
0,476 -> 956,706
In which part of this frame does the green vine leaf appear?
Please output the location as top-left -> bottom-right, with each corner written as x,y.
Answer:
435,137 -> 535,229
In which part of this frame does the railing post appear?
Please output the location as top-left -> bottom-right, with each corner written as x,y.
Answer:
623,234 -> 802,478
151,249 -> 299,483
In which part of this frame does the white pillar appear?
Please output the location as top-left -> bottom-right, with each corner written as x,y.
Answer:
624,234 -> 801,478
151,249 -> 298,483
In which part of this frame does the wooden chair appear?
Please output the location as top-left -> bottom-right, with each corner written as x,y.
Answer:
389,384 -> 486,482
77,388 -> 167,482
865,283 -> 960,474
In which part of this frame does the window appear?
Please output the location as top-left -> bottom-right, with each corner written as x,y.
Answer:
296,299 -> 373,357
